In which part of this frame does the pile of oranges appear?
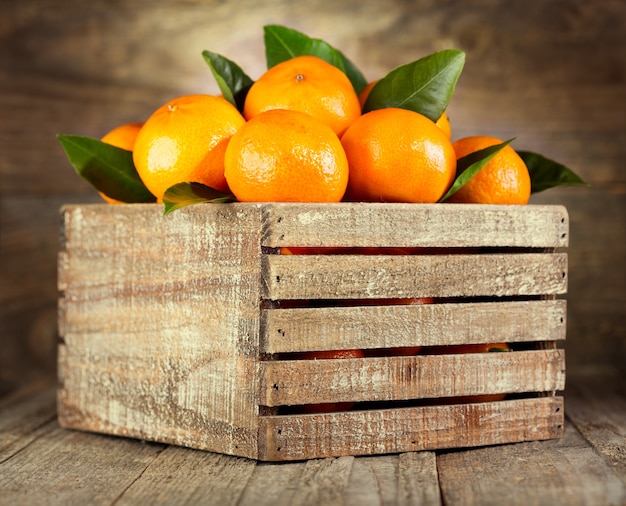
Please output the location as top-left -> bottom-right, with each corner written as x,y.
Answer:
63,26 -> 542,208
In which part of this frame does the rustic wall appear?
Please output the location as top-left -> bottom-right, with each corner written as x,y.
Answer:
1,0 -> 624,396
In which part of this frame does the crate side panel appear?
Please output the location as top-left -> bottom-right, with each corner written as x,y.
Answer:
258,397 -> 564,461
259,350 -> 565,406
262,300 -> 566,353
58,331 -> 261,456
262,253 -> 568,300
58,204 -> 264,458
60,204 -> 262,335
262,203 -> 569,248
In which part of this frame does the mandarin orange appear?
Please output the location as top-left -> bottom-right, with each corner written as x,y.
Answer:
243,55 -> 361,137
224,109 -> 349,202
446,136 -> 531,204
101,121 -> 144,151
132,95 -> 245,200
341,108 -> 456,203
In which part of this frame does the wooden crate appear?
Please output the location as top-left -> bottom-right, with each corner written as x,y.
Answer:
57,203 -> 568,461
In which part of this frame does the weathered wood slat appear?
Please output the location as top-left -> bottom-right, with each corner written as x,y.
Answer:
259,350 -> 565,406
437,417 -> 626,506
246,456 -> 357,506
565,372 -> 626,480
258,397 -> 564,461
56,344 -> 66,385
238,452 -> 443,506
261,203 -> 569,248
114,446 -> 257,506
237,460 -> 309,506
0,381 -> 58,463
261,299 -> 567,353
0,421 -> 166,505
395,452 -> 443,506
57,297 -> 67,340
57,251 -> 68,292
262,253 -> 568,300
342,455 -> 399,506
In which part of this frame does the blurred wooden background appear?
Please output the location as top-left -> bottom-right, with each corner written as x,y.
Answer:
1,0 -> 624,396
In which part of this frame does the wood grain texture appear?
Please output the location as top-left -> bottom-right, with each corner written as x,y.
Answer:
0,421 -> 167,505
437,415 -> 626,506
261,203 -> 569,248
238,452 -> 442,506
396,452 -> 442,506
58,204 -> 265,458
1,374 -> 624,505
260,350 -> 566,406
564,371 -> 626,480
262,299 -> 567,353
259,397 -> 564,461
237,452 -> 441,505
342,455 -> 404,506
114,447 -> 257,506
0,381 -> 58,463
262,252 -> 567,300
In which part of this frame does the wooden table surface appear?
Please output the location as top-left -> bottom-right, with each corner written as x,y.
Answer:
1,371 -> 624,506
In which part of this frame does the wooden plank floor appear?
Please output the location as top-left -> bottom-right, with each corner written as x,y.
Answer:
1,372 -> 624,505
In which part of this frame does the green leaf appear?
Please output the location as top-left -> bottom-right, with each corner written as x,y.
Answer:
162,182 -> 237,215
264,25 -> 339,67
439,139 -> 514,202
337,52 -> 369,95
57,134 -> 155,203
518,151 -> 588,193
263,24 -> 368,93
363,49 -> 465,122
202,50 -> 254,112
